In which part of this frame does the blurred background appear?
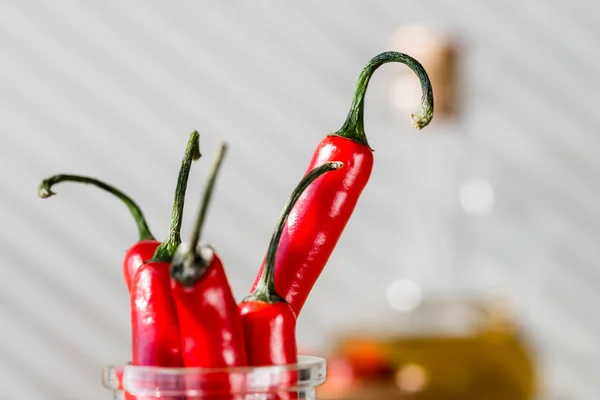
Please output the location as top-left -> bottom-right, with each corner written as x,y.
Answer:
1,1 -> 599,399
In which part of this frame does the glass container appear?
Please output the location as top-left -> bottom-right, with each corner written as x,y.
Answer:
103,355 -> 326,399
318,298 -> 536,399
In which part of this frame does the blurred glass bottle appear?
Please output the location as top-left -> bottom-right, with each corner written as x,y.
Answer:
318,297 -> 536,400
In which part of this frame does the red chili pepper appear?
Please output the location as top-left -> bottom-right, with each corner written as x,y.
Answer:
131,131 -> 201,369
250,51 -> 434,316
38,174 -> 159,292
170,142 -> 248,372
239,162 -> 342,368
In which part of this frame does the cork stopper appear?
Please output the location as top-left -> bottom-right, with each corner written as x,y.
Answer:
389,25 -> 460,120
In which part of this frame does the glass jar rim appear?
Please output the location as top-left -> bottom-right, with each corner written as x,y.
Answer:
103,355 -> 326,396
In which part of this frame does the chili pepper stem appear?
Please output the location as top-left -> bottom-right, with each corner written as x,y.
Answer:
151,131 -> 201,263
171,142 -> 228,286
245,161 -> 343,304
187,143 -> 228,258
38,174 -> 155,241
334,51 -> 434,148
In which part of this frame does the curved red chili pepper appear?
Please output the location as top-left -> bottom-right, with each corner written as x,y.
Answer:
250,51 -> 434,316
240,162 -> 342,367
170,142 -> 248,371
37,174 -> 159,291
172,250 -> 247,368
131,131 -> 200,371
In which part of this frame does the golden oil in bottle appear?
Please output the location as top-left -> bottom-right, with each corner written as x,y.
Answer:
318,298 -> 536,400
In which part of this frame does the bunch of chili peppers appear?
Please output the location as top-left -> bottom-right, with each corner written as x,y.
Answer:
38,51 -> 433,398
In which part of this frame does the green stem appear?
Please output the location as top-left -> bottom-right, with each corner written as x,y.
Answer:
151,131 -> 201,263
38,174 -> 154,241
245,161 -> 343,304
187,142 -> 228,259
335,51 -> 434,148
170,142 -> 228,286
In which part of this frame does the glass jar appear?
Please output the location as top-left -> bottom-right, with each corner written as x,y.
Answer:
103,355 -> 326,399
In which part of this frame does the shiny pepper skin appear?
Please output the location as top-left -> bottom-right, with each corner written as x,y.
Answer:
171,251 -> 247,368
251,137 -> 373,316
123,240 -> 161,292
131,262 -> 183,367
239,301 -> 297,366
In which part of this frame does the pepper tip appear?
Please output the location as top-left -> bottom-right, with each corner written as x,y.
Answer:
38,184 -> 55,199
410,113 -> 431,130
